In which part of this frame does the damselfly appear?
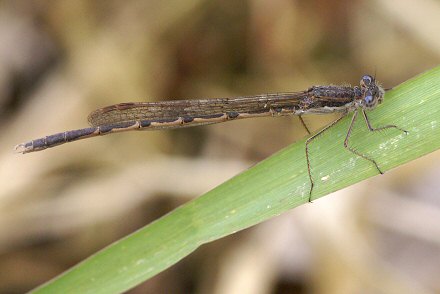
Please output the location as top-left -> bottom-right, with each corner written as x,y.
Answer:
15,75 -> 407,201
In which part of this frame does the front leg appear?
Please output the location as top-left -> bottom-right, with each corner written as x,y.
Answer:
361,109 -> 408,134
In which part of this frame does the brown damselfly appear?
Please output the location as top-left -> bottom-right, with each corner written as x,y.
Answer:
15,75 -> 407,201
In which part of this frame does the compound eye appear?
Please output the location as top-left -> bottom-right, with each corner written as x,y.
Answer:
364,94 -> 374,106
361,75 -> 373,86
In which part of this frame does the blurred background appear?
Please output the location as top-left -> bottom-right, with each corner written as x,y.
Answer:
1,0 -> 439,293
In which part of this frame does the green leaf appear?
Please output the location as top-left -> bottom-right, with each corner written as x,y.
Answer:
33,66 -> 440,293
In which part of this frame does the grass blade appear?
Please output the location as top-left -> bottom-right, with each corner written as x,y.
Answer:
33,66 -> 440,293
